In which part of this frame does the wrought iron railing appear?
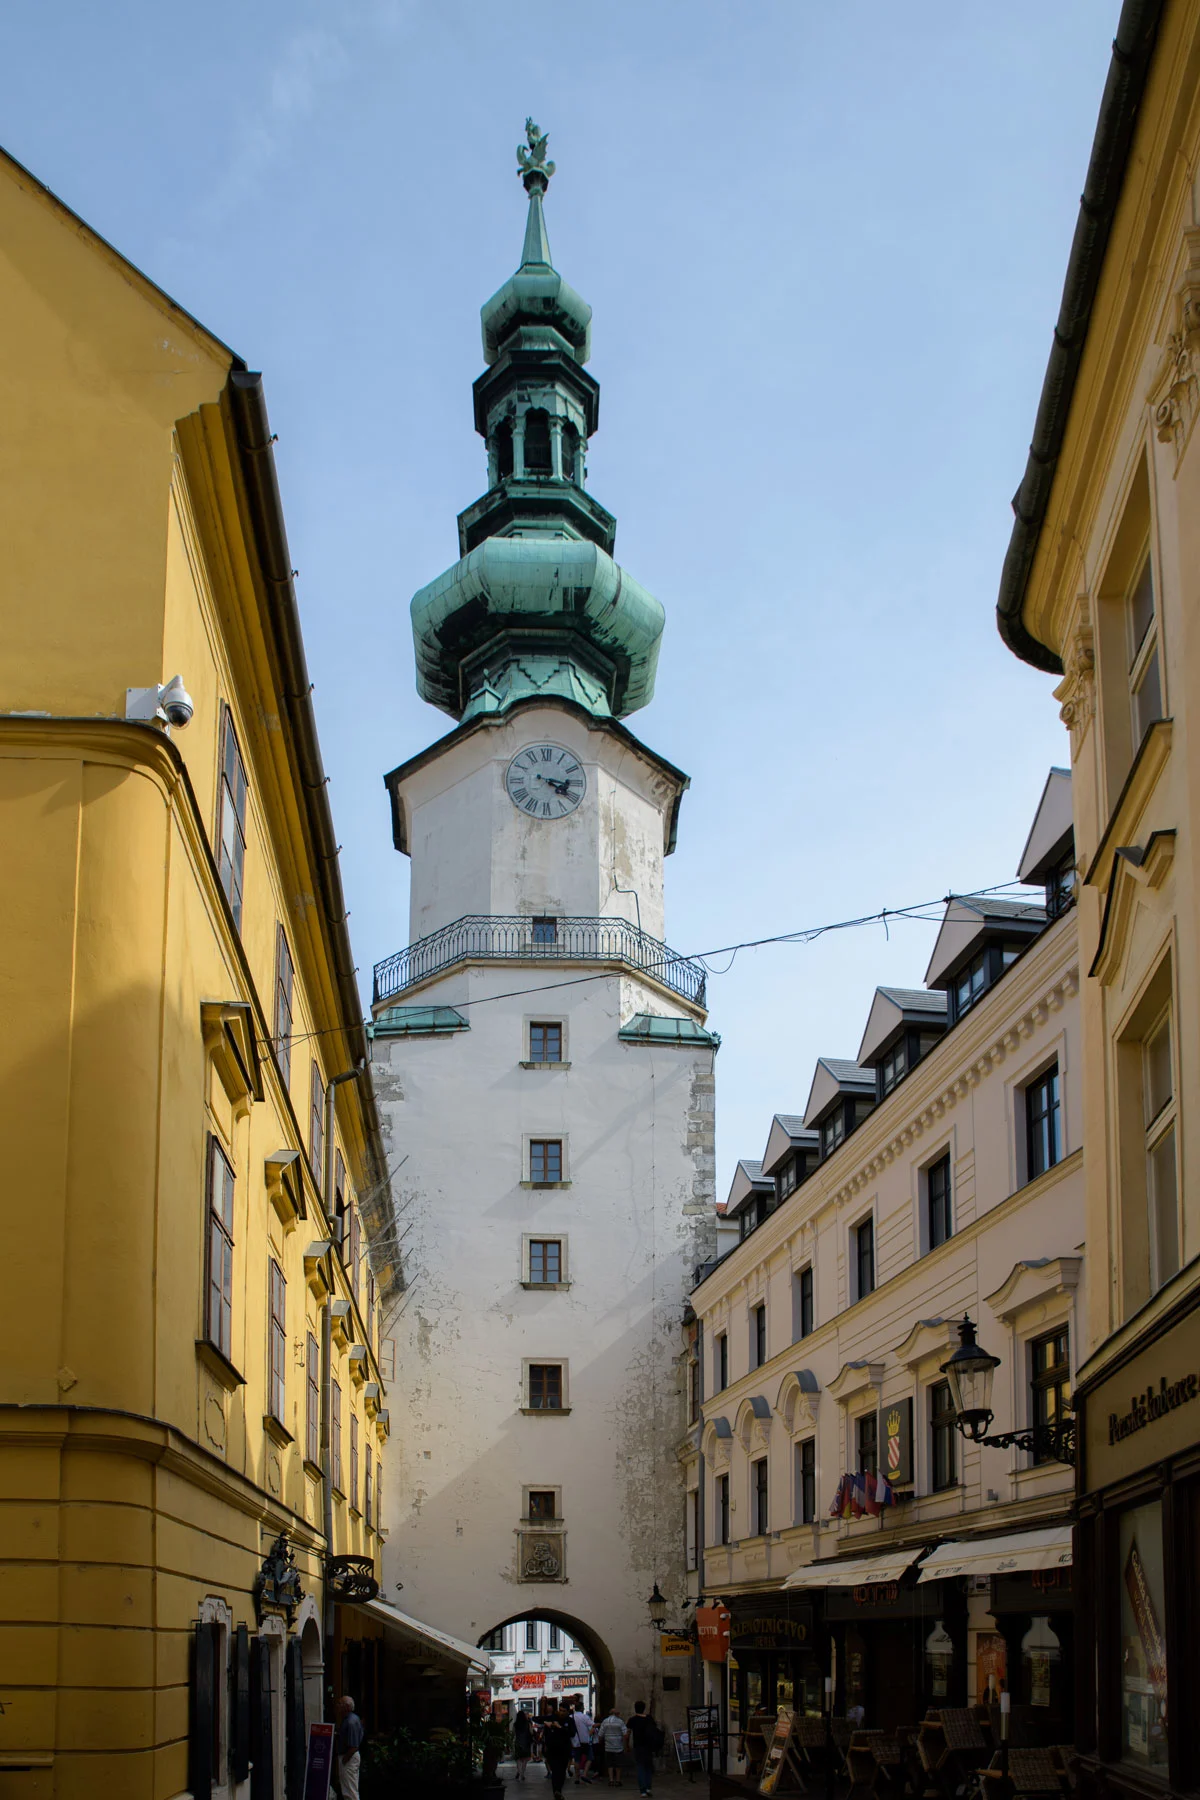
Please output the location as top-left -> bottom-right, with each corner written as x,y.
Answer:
373,914 -> 707,1008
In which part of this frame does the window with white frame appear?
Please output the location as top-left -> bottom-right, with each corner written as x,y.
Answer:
523,1235 -> 567,1286
1024,1063 -> 1061,1180
852,1216 -> 875,1300
524,1361 -> 567,1411
1126,555 -> 1164,751
267,1260 -> 286,1426
204,1137 -> 235,1360
528,1138 -> 565,1184
528,1020 -> 565,1063
795,1438 -> 816,1524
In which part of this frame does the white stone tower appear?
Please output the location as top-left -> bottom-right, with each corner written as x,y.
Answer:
370,122 -> 717,1716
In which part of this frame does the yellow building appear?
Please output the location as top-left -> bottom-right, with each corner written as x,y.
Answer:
996,1 -> 1200,1791
0,147 -> 396,1796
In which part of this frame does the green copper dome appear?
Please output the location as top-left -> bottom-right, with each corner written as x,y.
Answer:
409,121 -> 664,724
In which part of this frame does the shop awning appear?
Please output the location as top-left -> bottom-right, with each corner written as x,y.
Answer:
783,1547 -> 925,1590
916,1524 -> 1073,1583
357,1597 -> 491,1673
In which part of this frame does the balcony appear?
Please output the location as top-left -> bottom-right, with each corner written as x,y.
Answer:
373,914 -> 707,1009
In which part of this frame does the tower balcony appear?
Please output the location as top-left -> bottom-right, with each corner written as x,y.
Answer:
372,913 -> 707,1010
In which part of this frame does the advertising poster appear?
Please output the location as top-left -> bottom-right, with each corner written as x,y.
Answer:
303,1723 -> 335,1800
976,1631 -> 1007,1706
758,1707 -> 795,1795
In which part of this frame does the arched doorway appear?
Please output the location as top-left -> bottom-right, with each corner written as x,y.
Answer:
478,1608 -> 616,1719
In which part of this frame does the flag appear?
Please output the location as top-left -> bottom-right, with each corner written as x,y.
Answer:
874,1472 -> 895,1509
863,1471 -> 881,1518
828,1474 -> 848,1519
848,1473 -> 865,1519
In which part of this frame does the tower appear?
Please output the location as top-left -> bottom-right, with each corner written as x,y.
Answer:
371,122 -> 717,1716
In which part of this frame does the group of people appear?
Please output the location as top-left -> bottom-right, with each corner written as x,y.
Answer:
510,1699 -> 661,1798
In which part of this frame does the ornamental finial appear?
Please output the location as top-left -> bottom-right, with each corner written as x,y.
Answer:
517,117 -> 555,191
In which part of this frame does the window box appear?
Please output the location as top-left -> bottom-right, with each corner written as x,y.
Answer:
196,1338 -> 245,1393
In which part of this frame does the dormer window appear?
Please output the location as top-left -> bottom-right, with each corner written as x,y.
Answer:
821,1112 -> 845,1158
880,1038 -> 907,1096
948,941 -> 1025,1023
777,1156 -> 799,1200
1046,853 -> 1075,920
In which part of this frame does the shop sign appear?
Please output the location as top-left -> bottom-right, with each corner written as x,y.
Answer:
993,1568 -> 1072,1614
826,1581 -> 933,1621
303,1723 -> 335,1800
729,1610 -> 812,1651
976,1632 -> 1007,1706
1083,1308 -> 1200,1488
879,1398 -> 913,1487
325,1554 -> 379,1603
512,1673 -> 545,1690
696,1605 -> 730,1662
660,1633 -> 693,1658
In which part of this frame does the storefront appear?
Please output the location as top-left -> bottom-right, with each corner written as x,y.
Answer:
824,1575 -> 966,1731
1074,1292 -> 1200,1796
724,1592 -> 824,1734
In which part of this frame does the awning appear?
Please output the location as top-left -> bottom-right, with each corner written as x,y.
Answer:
916,1524 -> 1073,1583
784,1547 -> 925,1590
357,1597 -> 491,1673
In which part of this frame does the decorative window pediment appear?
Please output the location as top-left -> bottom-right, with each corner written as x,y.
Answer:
735,1395 -> 772,1454
776,1369 -> 821,1433
303,1240 -> 333,1299
893,1317 -> 959,1371
330,1299 -> 352,1349
375,1407 -> 390,1441
264,1149 -> 304,1231
363,1381 -> 381,1420
985,1256 -> 1082,1324
1089,829 -> 1175,985
827,1359 -> 885,1404
348,1344 -> 369,1388
202,1001 -> 263,1118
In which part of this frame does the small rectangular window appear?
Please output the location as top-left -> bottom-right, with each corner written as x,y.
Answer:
716,1333 -> 728,1392
1143,1012 -> 1178,1292
856,1412 -> 878,1480
821,1110 -> 845,1158
529,1139 -> 563,1184
205,1138 -> 235,1359
268,1261 -> 286,1425
529,1021 -> 563,1063
752,1303 -> 767,1369
216,705 -> 248,930
525,1620 -> 538,1652
1026,1064 -> 1061,1179
879,1038 -> 907,1096
310,1063 -> 326,1178
331,1380 -> 343,1490
528,1364 -> 563,1410
797,1438 -> 816,1525
794,1266 -> 814,1340
528,1490 -> 557,1520
350,1414 -> 359,1511
778,1157 -> 798,1199
930,1379 -> 957,1490
531,916 -> 558,946
273,926 -> 294,1086
1127,557 -> 1163,749
927,1153 -> 952,1250
854,1217 -> 875,1299
1030,1327 -> 1070,1466
528,1239 -> 563,1285
549,1624 -> 561,1650
306,1332 -> 320,1466
752,1457 -> 769,1536
717,1472 -> 730,1545
953,951 -> 988,1020
688,1358 -> 700,1424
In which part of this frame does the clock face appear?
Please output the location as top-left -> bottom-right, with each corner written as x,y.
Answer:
505,744 -> 587,819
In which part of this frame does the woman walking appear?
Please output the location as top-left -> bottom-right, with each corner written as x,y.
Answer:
512,1707 -> 532,1781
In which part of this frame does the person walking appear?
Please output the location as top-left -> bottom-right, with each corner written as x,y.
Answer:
571,1701 -> 596,1784
335,1695 -> 365,1800
597,1705 -> 627,1788
624,1701 -> 659,1798
542,1703 -> 575,1800
512,1706 -> 533,1781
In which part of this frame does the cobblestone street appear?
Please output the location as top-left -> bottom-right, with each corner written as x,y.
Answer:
496,1757 -> 711,1795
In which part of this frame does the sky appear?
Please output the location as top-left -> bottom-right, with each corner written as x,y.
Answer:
1,1 -> 1115,1199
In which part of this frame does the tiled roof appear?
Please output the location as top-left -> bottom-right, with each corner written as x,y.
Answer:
875,987 -> 947,1014
817,1057 -> 875,1086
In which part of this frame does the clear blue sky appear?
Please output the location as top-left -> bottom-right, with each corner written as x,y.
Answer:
1,1 -> 1114,1198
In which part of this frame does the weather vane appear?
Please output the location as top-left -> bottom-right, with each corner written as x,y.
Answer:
517,117 -> 555,191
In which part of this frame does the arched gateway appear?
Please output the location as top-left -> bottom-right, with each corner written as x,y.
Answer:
480,1611 -> 614,1717
370,122 -> 717,1735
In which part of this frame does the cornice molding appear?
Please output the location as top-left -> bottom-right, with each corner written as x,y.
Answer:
1085,718 -> 1173,892
985,1255 -> 1082,1323
1089,830 -> 1176,984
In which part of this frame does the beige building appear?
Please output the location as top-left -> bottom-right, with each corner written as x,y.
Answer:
994,2 -> 1200,1791
683,777 -> 1081,1755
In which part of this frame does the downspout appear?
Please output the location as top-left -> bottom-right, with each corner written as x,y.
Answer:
322,1066 -> 364,1712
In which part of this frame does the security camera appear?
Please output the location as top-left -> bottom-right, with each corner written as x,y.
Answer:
158,675 -> 194,728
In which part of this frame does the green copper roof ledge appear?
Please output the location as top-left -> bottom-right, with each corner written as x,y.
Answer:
408,121 -> 664,724
619,1014 -> 721,1050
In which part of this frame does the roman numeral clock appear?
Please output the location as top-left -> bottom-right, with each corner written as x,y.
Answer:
505,744 -> 586,819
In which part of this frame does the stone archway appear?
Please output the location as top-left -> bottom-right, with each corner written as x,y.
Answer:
479,1608 -> 617,1716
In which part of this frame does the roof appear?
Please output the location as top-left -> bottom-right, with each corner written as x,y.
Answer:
803,1057 -> 875,1129
724,1157 -> 773,1217
924,893 -> 1046,990
996,0 -> 1165,670
857,986 -> 948,1067
760,1113 -> 819,1177
1017,768 -> 1074,884
368,1005 -> 469,1038
618,1012 -> 721,1048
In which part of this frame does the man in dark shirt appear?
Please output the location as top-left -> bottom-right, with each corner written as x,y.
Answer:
336,1695 -> 365,1799
625,1701 -> 658,1797
542,1703 -> 575,1799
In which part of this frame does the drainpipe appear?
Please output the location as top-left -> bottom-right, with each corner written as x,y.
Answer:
321,1066 -> 364,1713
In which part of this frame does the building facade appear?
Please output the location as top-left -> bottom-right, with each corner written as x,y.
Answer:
684,780 -> 1082,1759
484,1619 -> 596,1720
371,126 -> 717,1725
995,2 -> 1200,1791
0,149 -> 395,1797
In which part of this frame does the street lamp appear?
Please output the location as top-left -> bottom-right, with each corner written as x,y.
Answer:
647,1582 -> 669,1629
939,1315 -> 1075,1465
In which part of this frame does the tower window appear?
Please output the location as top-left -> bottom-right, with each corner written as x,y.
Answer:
563,423 -> 579,482
495,419 -> 514,480
531,916 -> 558,946
524,409 -> 551,474
529,1140 -> 563,1185
527,1239 -> 563,1284
528,1490 -> 557,1520
529,1022 -> 563,1063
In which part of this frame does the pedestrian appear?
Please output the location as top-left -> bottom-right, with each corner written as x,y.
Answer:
624,1700 -> 660,1798
335,1695 -> 364,1800
513,1706 -> 533,1781
571,1700 -> 596,1784
597,1704 -> 627,1788
542,1703 -> 575,1800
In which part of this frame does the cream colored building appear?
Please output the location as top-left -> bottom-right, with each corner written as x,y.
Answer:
994,2 -> 1200,1789
684,777 -> 1081,1746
